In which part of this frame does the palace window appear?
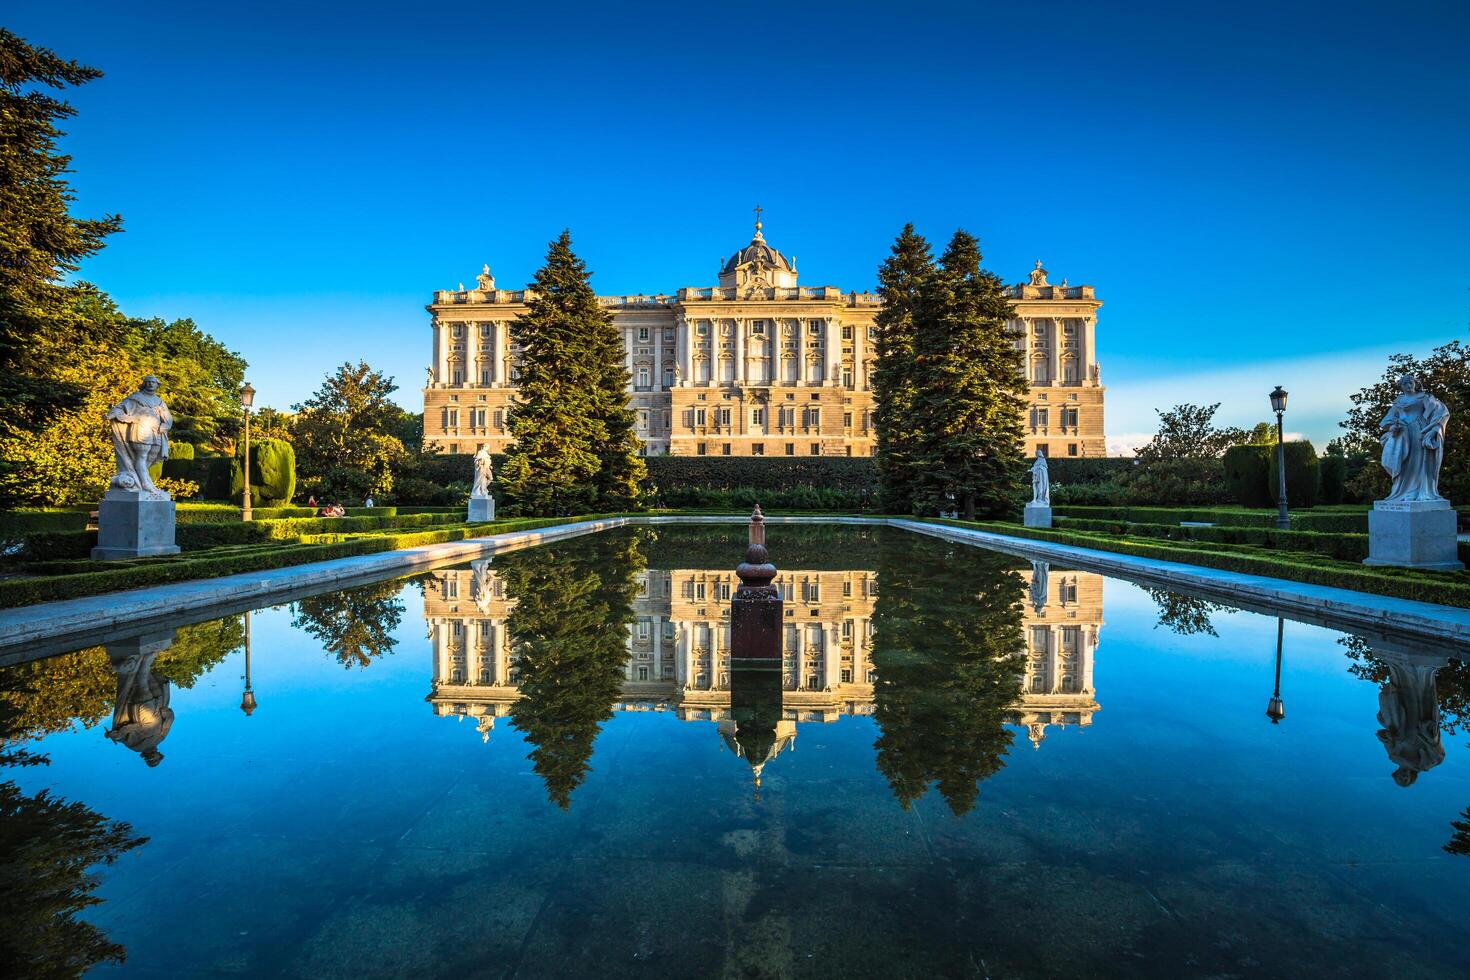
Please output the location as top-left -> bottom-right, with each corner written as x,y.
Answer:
843,411 -> 853,427
841,325 -> 853,340
1032,359 -> 1050,385
1062,407 -> 1079,428
638,326 -> 649,341
752,408 -> 765,426
479,322 -> 491,337
638,410 -> 648,429
785,443 -> 795,455
752,320 -> 766,335
720,357 -> 735,383
451,368 -> 464,385
1062,357 -> 1079,384
480,368 -> 492,385
1037,443 -> 1050,458
452,324 -> 464,338
493,409 -> 504,428
695,408 -> 707,426
842,369 -> 853,387
663,365 -> 674,386
808,320 -> 821,334
722,443 -> 731,455
805,407 -> 821,428
637,367 -> 650,388
1069,443 -> 1079,456
443,408 -> 459,429
698,442 -> 707,455
807,358 -> 823,383
810,443 -> 821,455
719,407 -> 731,426
753,444 -> 765,456
1033,408 -> 1049,429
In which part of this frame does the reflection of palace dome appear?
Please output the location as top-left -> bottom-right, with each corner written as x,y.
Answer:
720,222 -> 794,274
718,718 -> 797,788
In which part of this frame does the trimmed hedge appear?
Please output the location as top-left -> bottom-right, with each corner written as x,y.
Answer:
1320,454 -> 1347,505
948,520 -> 1470,608
1053,504 -> 1371,533
1052,516 -> 1415,564
232,438 -> 297,507
1268,440 -> 1319,509
1223,445 -> 1272,508
0,516 -> 572,609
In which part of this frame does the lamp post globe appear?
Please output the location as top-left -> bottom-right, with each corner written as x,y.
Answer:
239,382 -> 255,522
1270,386 -> 1289,530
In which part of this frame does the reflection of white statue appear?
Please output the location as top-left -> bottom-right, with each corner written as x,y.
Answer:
1375,658 -> 1445,786
106,647 -> 174,767
1029,560 -> 1049,613
1030,455 -> 1050,506
471,557 -> 495,614
106,375 -> 172,496
1380,374 -> 1450,502
471,444 -> 494,498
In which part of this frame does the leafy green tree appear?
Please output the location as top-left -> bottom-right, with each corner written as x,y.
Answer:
501,534 -> 645,807
0,30 -> 123,426
290,361 -> 408,500
122,316 -> 246,449
1141,587 -> 1235,637
290,580 -> 405,669
1448,805 -> 1470,858
499,232 -> 645,516
1340,341 -> 1470,504
1135,403 -> 1248,461
909,230 -> 1026,520
870,533 -> 1026,815
873,224 -> 935,514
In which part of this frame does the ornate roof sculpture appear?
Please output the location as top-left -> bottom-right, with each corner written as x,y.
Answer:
718,205 -> 799,290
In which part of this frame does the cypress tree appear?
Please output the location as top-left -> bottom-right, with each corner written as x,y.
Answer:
911,230 -> 1027,520
872,225 -> 934,514
500,231 -> 644,515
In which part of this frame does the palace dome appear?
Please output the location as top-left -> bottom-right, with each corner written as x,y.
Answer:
721,225 -> 793,274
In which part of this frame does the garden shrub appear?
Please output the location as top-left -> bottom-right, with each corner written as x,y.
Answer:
231,438 -> 297,507
1319,453 -> 1347,505
1268,440 -> 1319,509
1223,445 -> 1272,508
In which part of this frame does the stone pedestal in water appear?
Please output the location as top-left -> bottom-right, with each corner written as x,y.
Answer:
1365,499 -> 1462,570
1023,502 -> 1053,529
92,489 -> 181,560
467,495 -> 496,522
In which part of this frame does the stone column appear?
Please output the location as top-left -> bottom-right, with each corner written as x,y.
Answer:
734,319 -> 745,386
494,321 -> 508,385
652,617 -> 663,680
822,318 -> 836,385
825,626 -> 842,690
464,320 -> 479,387
851,619 -> 866,683
675,623 -> 689,689
1082,316 -> 1097,386
682,319 -> 694,386
653,329 -> 663,390
1049,319 -> 1062,389
433,321 -> 447,386
852,321 -> 865,390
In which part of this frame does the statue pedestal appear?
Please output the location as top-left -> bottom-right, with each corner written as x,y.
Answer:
1365,499 -> 1463,570
92,489 -> 180,560
1024,503 -> 1053,529
467,495 -> 496,522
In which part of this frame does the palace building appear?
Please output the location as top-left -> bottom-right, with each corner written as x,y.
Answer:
423,217 -> 1105,458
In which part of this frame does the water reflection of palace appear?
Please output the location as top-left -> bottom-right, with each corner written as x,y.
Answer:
424,560 -> 1104,748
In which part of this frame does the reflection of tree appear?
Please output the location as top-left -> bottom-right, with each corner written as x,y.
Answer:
501,534 -> 645,808
1344,636 -> 1470,736
871,535 -> 1026,815
0,617 -> 243,742
1142,586 -> 1233,637
1448,806 -> 1470,858
291,580 -> 405,669
0,674 -> 147,974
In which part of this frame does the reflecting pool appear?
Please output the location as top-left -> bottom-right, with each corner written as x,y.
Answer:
3,525 -> 1469,977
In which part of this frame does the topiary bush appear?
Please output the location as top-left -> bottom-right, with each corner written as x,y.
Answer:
231,438 -> 297,507
1268,440 -> 1319,509
1319,453 -> 1347,505
1223,445 -> 1273,508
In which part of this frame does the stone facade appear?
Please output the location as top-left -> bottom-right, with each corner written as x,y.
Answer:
423,220 -> 1106,459
424,564 -> 1103,749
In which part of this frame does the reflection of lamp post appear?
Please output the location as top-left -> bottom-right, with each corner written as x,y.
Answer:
240,610 -> 257,716
239,382 -> 255,523
1269,385 -> 1289,530
1266,616 -> 1285,723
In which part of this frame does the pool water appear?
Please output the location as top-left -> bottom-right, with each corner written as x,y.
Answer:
3,525 -> 1469,978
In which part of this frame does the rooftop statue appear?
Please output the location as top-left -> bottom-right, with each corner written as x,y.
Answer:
1380,373 -> 1450,502
105,375 -> 172,496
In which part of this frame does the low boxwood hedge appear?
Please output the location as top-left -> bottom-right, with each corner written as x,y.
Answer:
948,520 -> 1470,608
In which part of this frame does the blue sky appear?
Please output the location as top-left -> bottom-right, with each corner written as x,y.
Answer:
9,0 -> 1469,451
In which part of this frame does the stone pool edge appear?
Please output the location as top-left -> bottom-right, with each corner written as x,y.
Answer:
4,514 -> 1469,656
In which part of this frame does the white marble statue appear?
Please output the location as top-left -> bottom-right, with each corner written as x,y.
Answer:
105,375 -> 172,496
471,444 -> 494,498
1380,373 -> 1450,502
1030,454 -> 1050,506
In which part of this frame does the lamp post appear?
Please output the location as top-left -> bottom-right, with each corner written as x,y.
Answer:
239,382 -> 255,522
240,609 -> 257,716
1266,616 -> 1285,723
1269,385 -> 1289,530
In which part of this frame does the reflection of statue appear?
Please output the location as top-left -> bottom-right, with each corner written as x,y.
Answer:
471,557 -> 495,614
1030,455 -> 1050,506
1379,374 -> 1450,502
105,635 -> 175,767
1029,560 -> 1049,614
471,444 -> 494,498
1376,658 -> 1445,785
105,376 -> 172,495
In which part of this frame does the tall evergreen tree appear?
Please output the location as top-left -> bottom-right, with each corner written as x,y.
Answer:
910,231 -> 1027,520
872,225 -> 935,514
499,231 -> 645,516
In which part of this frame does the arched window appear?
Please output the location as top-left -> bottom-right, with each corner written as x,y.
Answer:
1032,357 -> 1050,385
695,357 -> 710,383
